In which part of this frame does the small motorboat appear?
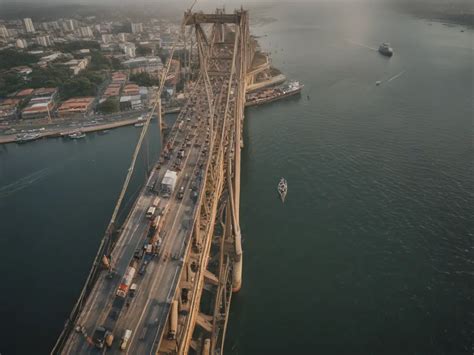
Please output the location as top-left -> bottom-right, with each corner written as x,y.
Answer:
69,131 -> 86,139
277,177 -> 288,203
134,122 -> 145,128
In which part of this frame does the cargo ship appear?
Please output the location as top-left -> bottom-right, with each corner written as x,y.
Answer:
245,81 -> 304,107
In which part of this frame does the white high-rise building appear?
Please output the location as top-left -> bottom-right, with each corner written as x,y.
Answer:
0,25 -> 9,38
66,19 -> 75,31
61,20 -> 74,32
16,39 -> 28,49
122,42 -> 136,58
79,26 -> 93,38
36,35 -> 52,47
101,34 -> 113,44
131,23 -> 143,34
118,33 -> 127,42
23,18 -> 35,33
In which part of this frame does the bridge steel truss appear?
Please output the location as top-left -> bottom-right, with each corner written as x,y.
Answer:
156,9 -> 254,355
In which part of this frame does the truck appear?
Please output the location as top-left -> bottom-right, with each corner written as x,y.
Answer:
120,329 -> 132,350
152,215 -> 162,231
152,196 -> 161,207
129,283 -> 137,298
161,170 -> 178,197
92,326 -> 113,349
146,206 -> 156,219
116,260 -> 138,298
168,300 -> 178,340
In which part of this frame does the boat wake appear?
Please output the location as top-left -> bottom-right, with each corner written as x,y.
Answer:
0,167 -> 53,198
387,70 -> 406,83
345,39 -> 377,51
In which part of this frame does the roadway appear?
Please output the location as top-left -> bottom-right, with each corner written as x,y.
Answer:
61,79 -> 213,354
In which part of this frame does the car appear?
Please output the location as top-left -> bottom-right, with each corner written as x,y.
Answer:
177,186 -> 185,200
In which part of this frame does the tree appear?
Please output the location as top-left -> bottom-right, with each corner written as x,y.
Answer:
54,41 -> 100,53
89,51 -> 111,71
129,72 -> 160,87
61,77 -> 96,100
0,49 -> 38,70
0,73 -> 24,97
29,66 -> 70,88
136,46 -> 152,57
80,71 -> 105,86
97,97 -> 119,113
111,57 -> 123,70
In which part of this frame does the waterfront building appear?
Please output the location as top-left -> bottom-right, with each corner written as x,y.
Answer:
58,97 -> 95,117
21,87 -> 58,119
119,95 -> 142,110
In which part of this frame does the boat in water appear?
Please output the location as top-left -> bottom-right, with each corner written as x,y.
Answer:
134,122 -> 145,128
277,178 -> 288,203
246,81 -> 304,107
69,131 -> 86,139
15,133 -> 41,144
378,42 -> 393,57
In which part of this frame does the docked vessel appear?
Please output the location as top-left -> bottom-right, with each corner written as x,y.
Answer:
15,133 -> 41,144
246,81 -> 304,107
69,131 -> 86,139
378,42 -> 393,57
277,178 -> 288,203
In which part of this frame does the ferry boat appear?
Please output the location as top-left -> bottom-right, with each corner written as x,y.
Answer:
378,42 -> 393,57
69,131 -> 86,139
15,133 -> 41,144
277,177 -> 288,203
246,81 -> 304,107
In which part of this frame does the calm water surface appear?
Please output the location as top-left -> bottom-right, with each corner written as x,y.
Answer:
0,2 -> 472,354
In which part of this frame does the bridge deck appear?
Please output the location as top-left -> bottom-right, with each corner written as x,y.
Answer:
61,79 -> 216,354
60,10 -> 249,354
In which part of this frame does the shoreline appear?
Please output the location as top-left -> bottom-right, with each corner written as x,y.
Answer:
0,108 -> 181,145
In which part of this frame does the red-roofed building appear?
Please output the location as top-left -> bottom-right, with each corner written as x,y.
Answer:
58,97 -> 95,117
22,101 -> 54,119
15,88 -> 34,97
0,98 -> 21,120
123,83 -> 140,96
